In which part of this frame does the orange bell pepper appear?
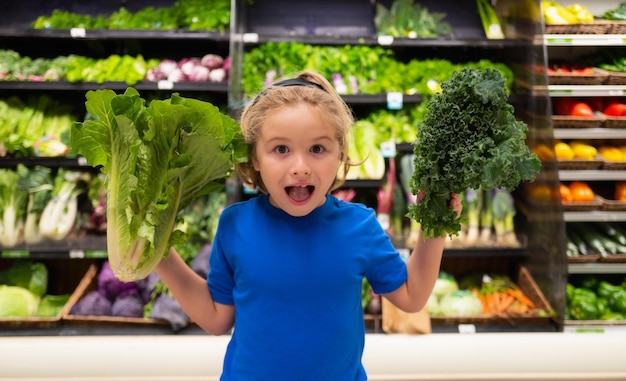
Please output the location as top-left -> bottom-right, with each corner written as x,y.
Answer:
569,181 -> 594,202
615,181 -> 626,202
560,183 -> 573,202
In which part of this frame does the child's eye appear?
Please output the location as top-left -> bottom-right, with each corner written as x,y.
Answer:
311,145 -> 324,154
274,145 -> 289,154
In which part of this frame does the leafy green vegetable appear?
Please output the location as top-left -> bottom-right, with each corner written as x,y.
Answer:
438,289 -> 483,316
19,165 -> 54,244
374,0 -> 452,38
408,68 -> 540,238
36,294 -> 70,317
32,0 -> 231,32
0,285 -> 40,318
0,166 -> 28,248
242,42 -> 513,100
0,261 -> 48,297
70,88 -> 247,281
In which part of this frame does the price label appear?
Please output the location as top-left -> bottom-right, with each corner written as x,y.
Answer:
386,92 -> 403,110
575,327 -> 604,334
157,80 -> 174,90
243,33 -> 259,43
458,324 -> 476,334
69,250 -> 85,259
70,28 -> 86,38
380,140 -> 396,158
377,35 -> 394,45
1,250 -> 29,258
608,89 -> 626,96
549,89 -> 573,96
77,156 -> 88,166
85,250 -> 107,258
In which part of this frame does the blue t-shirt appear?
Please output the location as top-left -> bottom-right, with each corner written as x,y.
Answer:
208,194 -> 407,380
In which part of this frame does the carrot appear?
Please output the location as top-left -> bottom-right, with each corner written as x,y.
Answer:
496,292 -> 515,313
484,292 -> 497,314
506,287 -> 535,309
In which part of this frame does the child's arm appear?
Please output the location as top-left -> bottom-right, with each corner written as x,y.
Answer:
383,193 -> 461,313
155,247 -> 235,335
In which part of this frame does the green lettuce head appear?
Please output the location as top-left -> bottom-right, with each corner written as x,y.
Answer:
70,88 -> 247,281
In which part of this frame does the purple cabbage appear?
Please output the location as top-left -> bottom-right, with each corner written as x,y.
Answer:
150,293 -> 189,331
111,293 -> 145,318
70,290 -> 112,316
97,261 -> 138,301
136,272 -> 161,304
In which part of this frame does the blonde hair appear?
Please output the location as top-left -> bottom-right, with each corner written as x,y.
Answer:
236,70 -> 356,193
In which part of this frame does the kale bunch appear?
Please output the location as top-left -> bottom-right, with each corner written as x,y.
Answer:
408,68 -> 540,238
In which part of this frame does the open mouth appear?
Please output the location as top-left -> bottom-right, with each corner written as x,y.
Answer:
286,185 -> 315,202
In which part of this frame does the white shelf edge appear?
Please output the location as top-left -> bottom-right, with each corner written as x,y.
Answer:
554,128 -> 626,139
548,84 -> 626,97
559,170 -> 626,181
545,34 -> 626,46
563,211 -> 626,221
568,262 -> 626,274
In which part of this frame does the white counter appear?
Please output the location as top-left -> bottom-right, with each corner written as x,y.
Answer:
1,333 -> 625,381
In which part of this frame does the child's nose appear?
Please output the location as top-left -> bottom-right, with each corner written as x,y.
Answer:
291,155 -> 311,175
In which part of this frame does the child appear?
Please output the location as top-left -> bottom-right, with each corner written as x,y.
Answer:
156,70 -> 462,380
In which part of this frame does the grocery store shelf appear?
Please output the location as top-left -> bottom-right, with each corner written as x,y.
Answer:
569,262 -> 626,274
548,85 -> 626,97
0,156 -> 90,169
238,32 -> 529,48
563,320 -> 626,333
1,333 -> 625,381
0,81 -> 229,92
1,235 -> 107,259
545,34 -> 626,46
559,170 -> 626,181
554,128 -> 626,140
0,27 -> 231,41
563,211 -> 626,222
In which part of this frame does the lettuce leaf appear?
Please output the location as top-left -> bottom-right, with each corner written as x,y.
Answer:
70,88 -> 247,281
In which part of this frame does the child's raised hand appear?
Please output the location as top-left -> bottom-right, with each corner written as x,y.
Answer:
415,191 -> 462,219
448,192 -> 462,219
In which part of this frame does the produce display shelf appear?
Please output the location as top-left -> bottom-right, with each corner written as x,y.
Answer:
0,27 -> 231,41
563,211 -> 626,222
241,32 -> 529,48
1,236 -> 108,259
0,81 -> 229,92
0,156 -> 89,169
568,262 -> 626,274
558,170 -> 626,181
547,85 -> 626,97
544,34 -> 626,46
1,244 -> 525,261
554,128 -> 626,140
563,321 -> 626,334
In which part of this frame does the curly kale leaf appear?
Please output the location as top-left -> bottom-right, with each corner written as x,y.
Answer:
408,68 -> 540,238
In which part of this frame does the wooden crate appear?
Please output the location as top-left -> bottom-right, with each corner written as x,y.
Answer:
430,265 -> 555,327
62,264 -> 170,328
0,259 -> 93,329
